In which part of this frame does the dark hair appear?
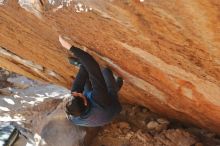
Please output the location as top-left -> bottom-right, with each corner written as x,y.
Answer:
66,96 -> 86,116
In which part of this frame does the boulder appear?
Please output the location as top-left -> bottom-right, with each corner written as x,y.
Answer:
0,0 -> 220,133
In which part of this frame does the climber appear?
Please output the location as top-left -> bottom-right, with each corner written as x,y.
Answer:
59,35 -> 123,127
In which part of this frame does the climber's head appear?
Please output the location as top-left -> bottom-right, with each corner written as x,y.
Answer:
65,92 -> 88,117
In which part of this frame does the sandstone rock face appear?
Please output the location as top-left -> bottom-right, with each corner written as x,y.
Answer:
0,0 -> 220,133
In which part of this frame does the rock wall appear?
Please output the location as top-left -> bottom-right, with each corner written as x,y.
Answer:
0,0 -> 220,133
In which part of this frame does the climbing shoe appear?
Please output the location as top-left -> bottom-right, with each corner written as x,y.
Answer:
68,57 -> 81,67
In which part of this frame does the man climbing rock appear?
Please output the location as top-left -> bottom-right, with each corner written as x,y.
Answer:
59,35 -> 123,127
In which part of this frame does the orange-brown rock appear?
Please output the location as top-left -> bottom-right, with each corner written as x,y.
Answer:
0,0 -> 220,133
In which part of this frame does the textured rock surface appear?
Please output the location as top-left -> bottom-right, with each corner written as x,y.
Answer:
0,0 -> 220,133
10,98 -> 87,146
91,104 -> 220,146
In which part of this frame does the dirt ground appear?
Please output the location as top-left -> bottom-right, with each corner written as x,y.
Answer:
90,104 -> 220,146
